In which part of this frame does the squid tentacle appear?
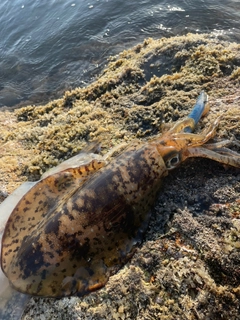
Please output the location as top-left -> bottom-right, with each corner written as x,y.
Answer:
184,146 -> 240,168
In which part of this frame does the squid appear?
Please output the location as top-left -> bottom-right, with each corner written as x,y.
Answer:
0,91 -> 239,319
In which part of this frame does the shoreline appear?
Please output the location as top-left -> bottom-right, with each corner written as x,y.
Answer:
0,33 -> 240,319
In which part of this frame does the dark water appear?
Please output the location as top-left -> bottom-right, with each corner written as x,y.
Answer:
0,0 -> 240,108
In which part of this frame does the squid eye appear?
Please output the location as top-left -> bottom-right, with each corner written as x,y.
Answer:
165,153 -> 180,169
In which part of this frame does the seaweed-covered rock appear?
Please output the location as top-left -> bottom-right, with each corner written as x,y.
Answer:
0,33 -> 240,319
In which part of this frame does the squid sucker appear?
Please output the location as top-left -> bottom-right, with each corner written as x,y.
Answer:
0,91 -> 240,316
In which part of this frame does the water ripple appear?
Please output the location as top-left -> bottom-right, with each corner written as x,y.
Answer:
0,0 -> 240,107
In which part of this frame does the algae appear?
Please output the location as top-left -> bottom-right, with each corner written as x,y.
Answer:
0,33 -> 240,319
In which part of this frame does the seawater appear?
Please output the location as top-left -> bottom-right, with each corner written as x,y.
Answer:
0,0 -> 240,108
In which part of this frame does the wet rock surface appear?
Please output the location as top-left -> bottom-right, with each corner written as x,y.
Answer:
0,33 -> 240,319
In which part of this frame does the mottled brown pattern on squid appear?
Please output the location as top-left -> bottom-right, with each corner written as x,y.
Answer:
1,141 -> 167,297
